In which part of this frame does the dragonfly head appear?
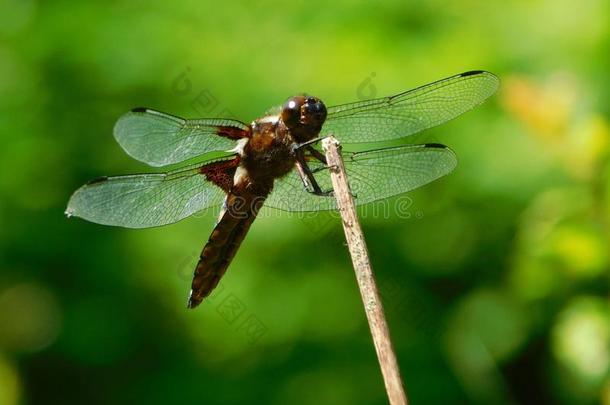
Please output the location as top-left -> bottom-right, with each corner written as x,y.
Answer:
281,95 -> 327,142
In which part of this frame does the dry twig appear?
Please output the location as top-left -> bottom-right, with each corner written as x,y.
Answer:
322,136 -> 408,405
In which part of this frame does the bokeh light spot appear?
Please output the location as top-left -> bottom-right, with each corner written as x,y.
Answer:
552,296 -> 609,381
0,283 -> 61,353
0,356 -> 20,405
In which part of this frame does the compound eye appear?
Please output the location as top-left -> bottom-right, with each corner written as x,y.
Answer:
281,96 -> 304,128
303,97 -> 327,125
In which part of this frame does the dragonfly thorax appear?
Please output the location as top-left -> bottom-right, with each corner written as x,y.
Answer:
241,116 -> 298,184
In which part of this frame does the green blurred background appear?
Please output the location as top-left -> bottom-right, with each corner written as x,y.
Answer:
1,0 -> 609,404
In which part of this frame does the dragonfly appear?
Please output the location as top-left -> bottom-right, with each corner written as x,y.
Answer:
66,70 -> 498,308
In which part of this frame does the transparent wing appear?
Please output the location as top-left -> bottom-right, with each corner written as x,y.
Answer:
265,144 -> 457,212
322,71 -> 498,143
65,159 -> 234,229
114,108 -> 250,167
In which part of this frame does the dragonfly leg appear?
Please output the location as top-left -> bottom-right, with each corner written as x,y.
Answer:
300,147 -> 359,198
311,165 -> 333,174
296,137 -> 323,150
305,145 -> 327,165
295,151 -> 334,196
303,144 -> 333,174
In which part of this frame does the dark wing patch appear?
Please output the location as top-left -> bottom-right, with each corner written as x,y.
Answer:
199,157 -> 240,193
217,126 -> 251,140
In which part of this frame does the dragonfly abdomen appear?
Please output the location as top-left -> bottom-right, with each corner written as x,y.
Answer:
187,188 -> 268,308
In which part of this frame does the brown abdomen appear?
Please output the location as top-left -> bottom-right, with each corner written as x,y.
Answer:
187,191 -> 267,309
